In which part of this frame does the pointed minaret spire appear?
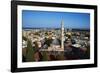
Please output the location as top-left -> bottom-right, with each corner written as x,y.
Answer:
61,19 -> 64,51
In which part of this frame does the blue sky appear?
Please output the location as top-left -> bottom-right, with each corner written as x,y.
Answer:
22,10 -> 90,29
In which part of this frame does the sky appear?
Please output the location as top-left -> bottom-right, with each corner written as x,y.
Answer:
22,10 -> 90,29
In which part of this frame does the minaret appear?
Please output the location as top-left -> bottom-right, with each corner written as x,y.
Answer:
61,20 -> 64,51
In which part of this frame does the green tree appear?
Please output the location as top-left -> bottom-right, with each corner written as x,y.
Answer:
42,51 -> 48,61
26,40 -> 35,62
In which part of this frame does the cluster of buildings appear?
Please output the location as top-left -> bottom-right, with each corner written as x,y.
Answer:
22,20 -> 90,61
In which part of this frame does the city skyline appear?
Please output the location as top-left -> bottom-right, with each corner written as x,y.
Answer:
22,10 -> 90,29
